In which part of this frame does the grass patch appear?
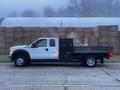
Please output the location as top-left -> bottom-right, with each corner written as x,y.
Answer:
109,55 -> 120,63
0,55 -> 119,63
0,55 -> 9,62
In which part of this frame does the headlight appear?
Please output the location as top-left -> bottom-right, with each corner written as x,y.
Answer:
10,48 -> 16,55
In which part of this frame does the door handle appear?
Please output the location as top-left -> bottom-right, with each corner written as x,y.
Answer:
46,48 -> 48,51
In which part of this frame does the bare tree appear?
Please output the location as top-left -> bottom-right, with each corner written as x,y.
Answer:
67,0 -> 120,17
8,11 -> 18,17
43,6 -> 56,17
113,0 -> 120,17
68,0 -> 82,16
56,8 -> 68,17
21,10 -> 38,17
68,0 -> 100,17
42,0 -> 120,17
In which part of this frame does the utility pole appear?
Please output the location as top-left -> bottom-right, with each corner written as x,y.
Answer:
59,20 -> 62,38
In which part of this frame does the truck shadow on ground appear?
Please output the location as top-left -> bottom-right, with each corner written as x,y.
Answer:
29,63 -> 82,67
22,63 -> 108,68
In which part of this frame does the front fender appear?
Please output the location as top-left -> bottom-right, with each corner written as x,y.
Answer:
11,49 -> 30,62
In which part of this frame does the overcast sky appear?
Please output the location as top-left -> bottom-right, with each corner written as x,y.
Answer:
0,0 -> 69,17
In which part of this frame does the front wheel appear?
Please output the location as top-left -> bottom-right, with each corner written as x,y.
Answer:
13,55 -> 28,67
84,56 -> 97,67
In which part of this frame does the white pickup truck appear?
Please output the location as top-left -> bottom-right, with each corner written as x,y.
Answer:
9,37 -> 113,67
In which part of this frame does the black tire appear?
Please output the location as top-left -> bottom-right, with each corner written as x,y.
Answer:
13,55 -> 28,67
84,56 -> 97,67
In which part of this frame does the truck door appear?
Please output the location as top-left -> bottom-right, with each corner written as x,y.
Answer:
29,39 -> 48,60
28,38 -> 58,60
47,39 -> 59,59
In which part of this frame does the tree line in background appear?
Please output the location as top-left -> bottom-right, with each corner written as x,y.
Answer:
8,0 -> 120,17
9,10 -> 39,17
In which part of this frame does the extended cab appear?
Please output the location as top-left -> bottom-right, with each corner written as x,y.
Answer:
9,37 -> 113,67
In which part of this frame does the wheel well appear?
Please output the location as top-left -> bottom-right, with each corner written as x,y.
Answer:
81,53 -> 104,60
11,50 -> 30,62
82,54 -> 97,67
80,54 -> 96,62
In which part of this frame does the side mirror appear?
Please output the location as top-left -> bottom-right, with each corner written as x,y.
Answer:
31,44 -> 35,48
31,43 -> 37,48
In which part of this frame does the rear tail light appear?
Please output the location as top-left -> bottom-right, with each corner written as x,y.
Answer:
108,51 -> 113,57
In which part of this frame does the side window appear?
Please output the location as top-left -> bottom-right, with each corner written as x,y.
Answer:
32,39 -> 47,48
50,39 -> 55,47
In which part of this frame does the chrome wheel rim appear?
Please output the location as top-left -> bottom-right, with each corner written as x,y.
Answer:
87,58 -> 95,66
16,58 -> 24,66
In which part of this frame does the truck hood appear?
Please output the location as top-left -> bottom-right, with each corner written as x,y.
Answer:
10,45 -> 29,50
